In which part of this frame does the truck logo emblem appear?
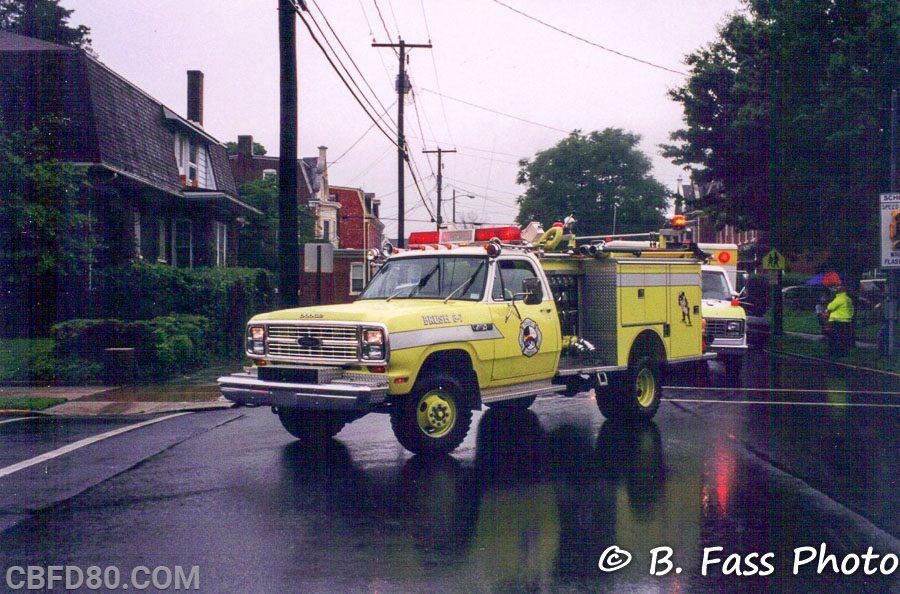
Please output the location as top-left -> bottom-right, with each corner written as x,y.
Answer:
519,318 -> 542,357
297,336 -> 322,348
678,292 -> 692,325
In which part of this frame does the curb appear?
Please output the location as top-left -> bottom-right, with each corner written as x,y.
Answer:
767,349 -> 900,379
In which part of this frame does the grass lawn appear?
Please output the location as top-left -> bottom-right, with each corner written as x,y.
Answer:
775,309 -> 880,343
0,396 -> 66,411
0,338 -> 54,382
772,334 -> 900,374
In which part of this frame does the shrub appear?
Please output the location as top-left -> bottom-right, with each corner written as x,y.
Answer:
92,263 -> 277,357
51,314 -> 214,381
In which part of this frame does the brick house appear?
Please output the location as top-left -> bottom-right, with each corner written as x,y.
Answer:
229,136 -> 384,305
0,31 -> 257,332
229,136 -> 339,246
302,185 -> 384,303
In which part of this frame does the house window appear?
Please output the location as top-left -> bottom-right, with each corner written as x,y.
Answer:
133,208 -> 142,259
215,221 -> 227,267
175,134 -> 211,189
350,262 -> 365,294
323,220 -> 330,242
157,217 -> 168,263
188,143 -> 199,186
262,169 -> 277,179
173,218 -> 193,268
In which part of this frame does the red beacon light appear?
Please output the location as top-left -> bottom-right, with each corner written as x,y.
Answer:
473,226 -> 522,243
717,251 -> 732,264
407,230 -> 440,246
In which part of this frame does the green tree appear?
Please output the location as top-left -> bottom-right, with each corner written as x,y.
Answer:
0,117 -> 96,335
0,0 -> 92,52
224,140 -> 267,156
236,176 -> 314,272
516,129 -> 669,235
665,0 -> 899,282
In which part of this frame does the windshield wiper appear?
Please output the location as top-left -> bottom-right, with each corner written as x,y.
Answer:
444,261 -> 486,303
386,264 -> 440,302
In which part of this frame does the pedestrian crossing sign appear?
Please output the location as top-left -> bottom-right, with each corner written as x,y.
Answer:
762,248 -> 786,271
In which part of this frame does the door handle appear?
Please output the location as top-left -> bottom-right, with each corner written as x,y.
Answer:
540,307 -> 553,313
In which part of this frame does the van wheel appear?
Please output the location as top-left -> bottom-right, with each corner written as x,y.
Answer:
600,356 -> 661,421
277,409 -> 347,440
724,355 -> 743,383
391,373 -> 473,456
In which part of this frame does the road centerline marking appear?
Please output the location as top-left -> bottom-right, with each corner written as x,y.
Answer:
0,416 -> 40,426
0,412 -> 191,479
664,386 -> 900,396
665,397 -> 900,408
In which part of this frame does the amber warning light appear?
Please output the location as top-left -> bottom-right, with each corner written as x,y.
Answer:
671,215 -> 687,228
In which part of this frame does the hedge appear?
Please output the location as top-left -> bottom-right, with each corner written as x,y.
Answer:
92,263 -> 277,357
52,315 -> 214,381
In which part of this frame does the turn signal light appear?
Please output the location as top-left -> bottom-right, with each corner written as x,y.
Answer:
367,365 -> 386,373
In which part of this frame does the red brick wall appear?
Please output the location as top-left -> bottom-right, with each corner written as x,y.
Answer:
298,249 -> 362,306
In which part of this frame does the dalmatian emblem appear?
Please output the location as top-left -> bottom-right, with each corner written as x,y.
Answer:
518,318 -> 542,357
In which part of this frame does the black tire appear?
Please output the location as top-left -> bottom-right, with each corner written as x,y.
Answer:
598,355 -> 661,421
484,395 -> 536,410
277,409 -> 348,440
724,354 -> 743,383
391,373 -> 473,456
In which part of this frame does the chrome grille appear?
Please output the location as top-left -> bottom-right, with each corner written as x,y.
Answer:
707,319 -> 744,339
265,324 -> 359,362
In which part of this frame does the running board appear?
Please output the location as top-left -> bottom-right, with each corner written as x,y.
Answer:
480,379 -> 564,403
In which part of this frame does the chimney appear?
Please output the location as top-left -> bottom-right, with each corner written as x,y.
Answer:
237,135 -> 253,156
318,145 -> 328,201
187,70 -> 204,125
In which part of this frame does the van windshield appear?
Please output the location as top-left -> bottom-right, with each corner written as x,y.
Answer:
702,271 -> 732,301
359,256 -> 488,301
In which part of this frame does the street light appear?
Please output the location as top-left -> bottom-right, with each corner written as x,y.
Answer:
452,189 -> 476,224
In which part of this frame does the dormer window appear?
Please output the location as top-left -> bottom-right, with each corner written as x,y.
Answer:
175,134 -> 215,189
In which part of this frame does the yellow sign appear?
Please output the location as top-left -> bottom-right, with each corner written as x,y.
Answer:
762,249 -> 786,271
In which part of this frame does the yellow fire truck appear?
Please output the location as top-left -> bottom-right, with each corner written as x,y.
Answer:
218,219 -> 715,455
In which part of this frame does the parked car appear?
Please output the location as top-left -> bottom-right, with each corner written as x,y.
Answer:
782,285 -> 831,310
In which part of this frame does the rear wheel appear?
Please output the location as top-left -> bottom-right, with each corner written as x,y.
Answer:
391,373 -> 473,456
277,409 -> 348,441
597,355 -> 661,421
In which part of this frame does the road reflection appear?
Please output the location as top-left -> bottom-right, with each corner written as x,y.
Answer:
273,400 -> 896,592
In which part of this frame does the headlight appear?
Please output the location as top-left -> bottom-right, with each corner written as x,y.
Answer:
360,327 -> 386,361
726,321 -> 743,333
247,326 -> 266,355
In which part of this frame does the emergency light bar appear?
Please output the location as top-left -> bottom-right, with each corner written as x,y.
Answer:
407,226 -> 521,246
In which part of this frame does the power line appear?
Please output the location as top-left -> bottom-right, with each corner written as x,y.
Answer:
309,0 -> 397,128
418,87 -> 570,133
418,0 -> 456,147
490,0 -> 687,76
331,103 -> 396,165
294,6 -> 400,149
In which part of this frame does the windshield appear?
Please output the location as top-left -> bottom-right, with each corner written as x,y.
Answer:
359,256 -> 488,301
702,270 -> 733,301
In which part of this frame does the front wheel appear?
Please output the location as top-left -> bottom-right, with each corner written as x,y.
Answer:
277,409 -> 348,441
598,355 -> 661,421
391,373 -> 473,456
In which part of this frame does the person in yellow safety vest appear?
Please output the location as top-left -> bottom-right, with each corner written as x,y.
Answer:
823,283 -> 854,356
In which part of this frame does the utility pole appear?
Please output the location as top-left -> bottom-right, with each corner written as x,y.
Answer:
423,147 -> 456,230
373,38 -> 431,247
278,0 -> 300,308
888,89 -> 898,356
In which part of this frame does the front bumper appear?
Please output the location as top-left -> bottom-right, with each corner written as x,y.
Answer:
217,370 -> 390,412
707,338 -> 748,356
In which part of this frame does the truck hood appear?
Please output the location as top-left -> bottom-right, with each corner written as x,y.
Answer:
701,299 -> 747,320
250,300 -> 493,329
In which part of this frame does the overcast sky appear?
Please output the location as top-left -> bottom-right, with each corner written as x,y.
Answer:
65,0 -> 744,238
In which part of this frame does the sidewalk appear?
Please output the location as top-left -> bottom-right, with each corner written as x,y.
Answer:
0,363 -> 242,416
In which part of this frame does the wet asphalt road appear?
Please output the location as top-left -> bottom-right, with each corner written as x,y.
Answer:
0,351 -> 897,593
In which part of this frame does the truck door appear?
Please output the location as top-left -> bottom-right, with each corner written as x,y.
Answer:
488,258 -> 560,382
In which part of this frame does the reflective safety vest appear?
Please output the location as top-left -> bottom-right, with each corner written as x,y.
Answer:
826,291 -> 854,323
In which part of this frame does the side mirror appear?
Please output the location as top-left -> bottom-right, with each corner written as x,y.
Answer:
522,277 -> 543,305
